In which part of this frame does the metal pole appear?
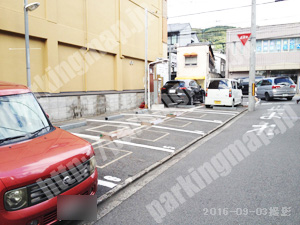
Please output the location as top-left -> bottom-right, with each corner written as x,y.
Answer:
248,0 -> 256,111
144,8 -> 148,108
168,46 -> 172,80
24,0 -> 31,89
148,63 -> 151,109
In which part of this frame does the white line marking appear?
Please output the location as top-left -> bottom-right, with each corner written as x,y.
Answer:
86,124 -> 129,133
192,110 -> 238,115
92,139 -> 106,146
124,113 -> 222,124
152,125 -> 205,135
98,180 -> 117,188
104,176 -> 121,182
177,117 -> 223,124
113,140 -> 174,153
71,133 -> 101,141
123,113 -> 165,118
261,102 -> 295,105
87,119 -> 141,126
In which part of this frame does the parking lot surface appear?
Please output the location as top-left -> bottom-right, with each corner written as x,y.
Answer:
61,105 -> 246,198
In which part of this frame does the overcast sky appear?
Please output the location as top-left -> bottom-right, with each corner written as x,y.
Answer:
168,0 -> 300,29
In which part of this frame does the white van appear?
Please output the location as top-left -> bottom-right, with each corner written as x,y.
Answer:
205,78 -> 243,108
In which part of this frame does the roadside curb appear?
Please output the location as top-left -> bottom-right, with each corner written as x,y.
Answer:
57,120 -> 87,130
96,108 -> 248,205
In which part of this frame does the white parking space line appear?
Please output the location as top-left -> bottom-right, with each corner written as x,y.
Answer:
152,125 -> 205,135
86,124 -> 129,133
94,147 -> 133,169
133,130 -> 169,142
124,113 -> 222,124
87,119 -> 141,126
113,140 -> 175,153
163,118 -> 191,128
261,102 -> 295,105
123,113 -> 165,118
177,117 -> 223,124
92,139 -> 107,146
71,133 -> 102,141
98,180 -> 117,188
192,110 -> 238,116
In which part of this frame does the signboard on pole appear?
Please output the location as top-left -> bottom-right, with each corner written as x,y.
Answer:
238,33 -> 251,46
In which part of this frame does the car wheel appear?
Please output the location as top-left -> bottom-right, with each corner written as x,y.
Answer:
265,92 -> 271,101
287,97 -> 293,101
188,97 -> 194,105
205,105 -> 211,108
200,95 -> 205,103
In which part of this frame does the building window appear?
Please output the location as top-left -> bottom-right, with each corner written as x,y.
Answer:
263,40 -> 269,52
269,40 -> 276,52
283,39 -> 289,51
185,56 -> 197,66
168,34 -> 179,45
297,38 -> 300,51
256,40 -> 262,52
290,38 -> 296,51
275,39 -> 281,52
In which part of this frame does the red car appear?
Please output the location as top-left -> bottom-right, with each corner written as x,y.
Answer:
0,82 -> 98,225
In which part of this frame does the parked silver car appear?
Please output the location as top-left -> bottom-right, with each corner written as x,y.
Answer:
256,77 -> 296,101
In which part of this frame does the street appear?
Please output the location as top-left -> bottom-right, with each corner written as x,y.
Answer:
87,99 -> 300,225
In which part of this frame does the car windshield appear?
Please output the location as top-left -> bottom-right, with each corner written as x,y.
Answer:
0,93 -> 51,143
208,80 -> 229,89
165,81 -> 185,88
274,77 -> 294,85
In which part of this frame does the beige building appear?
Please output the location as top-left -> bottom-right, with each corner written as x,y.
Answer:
226,23 -> 300,93
176,43 -> 219,89
0,0 -> 167,121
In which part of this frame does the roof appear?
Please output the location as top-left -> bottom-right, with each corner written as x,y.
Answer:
168,23 -> 191,33
0,81 -> 30,96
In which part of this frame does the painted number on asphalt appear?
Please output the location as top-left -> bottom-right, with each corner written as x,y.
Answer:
104,176 -> 121,183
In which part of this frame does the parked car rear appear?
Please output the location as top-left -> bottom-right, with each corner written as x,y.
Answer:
161,79 -> 205,106
239,76 -> 264,95
205,78 -> 243,108
0,81 -> 98,225
256,77 -> 296,101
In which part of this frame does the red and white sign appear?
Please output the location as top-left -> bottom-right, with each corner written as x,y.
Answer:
238,33 -> 251,46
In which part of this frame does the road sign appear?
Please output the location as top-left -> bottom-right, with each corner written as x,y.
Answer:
238,33 -> 251,46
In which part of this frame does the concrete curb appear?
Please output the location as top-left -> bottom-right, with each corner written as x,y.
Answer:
136,109 -> 149,114
105,114 -> 124,120
58,120 -> 87,130
96,108 -> 248,205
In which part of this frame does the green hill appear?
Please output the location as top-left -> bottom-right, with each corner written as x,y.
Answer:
193,26 -> 235,53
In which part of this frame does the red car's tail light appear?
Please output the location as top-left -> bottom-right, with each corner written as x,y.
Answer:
180,87 -> 187,90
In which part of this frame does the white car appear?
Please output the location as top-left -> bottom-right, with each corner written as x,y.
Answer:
205,78 -> 243,108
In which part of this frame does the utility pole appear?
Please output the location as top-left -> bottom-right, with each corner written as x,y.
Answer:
24,0 -> 31,89
248,0 -> 256,112
168,46 -> 172,80
144,8 -> 148,108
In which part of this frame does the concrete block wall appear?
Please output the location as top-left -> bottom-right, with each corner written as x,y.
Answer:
37,92 -> 145,122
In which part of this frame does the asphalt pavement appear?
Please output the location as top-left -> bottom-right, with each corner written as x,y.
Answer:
57,105 -> 245,200
92,98 -> 300,225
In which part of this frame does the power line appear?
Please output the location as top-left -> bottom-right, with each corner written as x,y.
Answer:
168,1 -> 287,19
